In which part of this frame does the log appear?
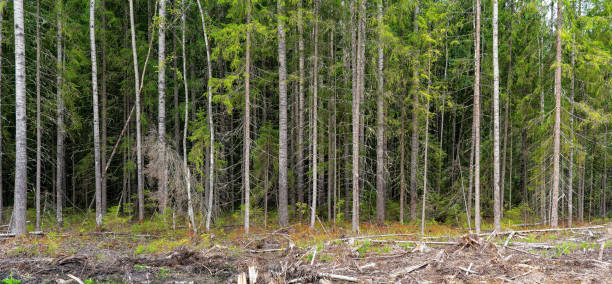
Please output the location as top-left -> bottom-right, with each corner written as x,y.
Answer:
318,273 -> 359,282
390,262 -> 429,278
479,225 -> 604,237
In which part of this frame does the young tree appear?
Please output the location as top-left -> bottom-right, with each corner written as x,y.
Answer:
310,0 -> 319,229
551,0 -> 562,228
473,0 -> 482,233
375,0 -> 385,225
277,0 -> 289,227
244,0 -> 252,234
90,0 -> 103,227
12,0 -> 28,236
195,0 -> 215,231
158,0 -> 168,213
492,0 -> 501,232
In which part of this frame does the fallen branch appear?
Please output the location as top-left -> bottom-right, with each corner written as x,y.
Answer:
370,240 -> 458,246
479,225 -> 604,237
67,274 -> 85,284
333,234 -> 415,242
318,272 -> 359,282
390,262 -> 429,278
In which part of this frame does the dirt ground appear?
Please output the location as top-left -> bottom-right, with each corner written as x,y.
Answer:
1,224 -> 611,283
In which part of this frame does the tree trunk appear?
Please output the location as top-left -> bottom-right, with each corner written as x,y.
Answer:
0,0 -> 4,225
128,0 -> 145,221
244,0 -> 252,234
277,0 -> 289,227
409,3 -> 420,221
501,0 -> 514,218
56,2 -> 65,226
551,0 -> 562,228
12,0 -> 27,236
310,0 -> 319,229
328,27 -> 336,223
195,0 -> 215,232
297,0 -> 305,219
101,0 -> 108,215
492,0 -> 501,232
90,0 -> 103,227
400,99 -> 406,224
180,1 -> 196,233
351,0 -> 363,233
568,4 -> 576,227
375,0 -> 385,225
158,0 -> 168,213
473,0 -> 482,233
421,56 -> 431,236
35,0 -> 42,231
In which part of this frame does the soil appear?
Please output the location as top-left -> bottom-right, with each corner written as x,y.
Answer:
1,225 -> 611,283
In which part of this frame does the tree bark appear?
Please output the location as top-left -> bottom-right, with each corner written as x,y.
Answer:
244,0 -> 252,234
195,0 -> 215,232
90,0 -> 103,227
473,0 -> 482,233
158,0 -> 168,213
12,0 -> 28,236
310,0 -> 319,229
375,0 -> 385,225
492,0 -> 501,232
551,0 -> 562,228
35,0 -> 42,231
101,0 -> 108,215
277,0 -> 289,227
180,0 -> 196,233
0,0 -> 4,225
421,56 -> 431,236
409,3 -> 420,221
56,1 -> 65,226
297,0 -> 305,219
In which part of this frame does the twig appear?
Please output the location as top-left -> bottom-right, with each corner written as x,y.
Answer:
510,269 -> 534,280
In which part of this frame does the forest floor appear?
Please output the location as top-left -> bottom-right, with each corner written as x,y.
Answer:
1,217 -> 611,283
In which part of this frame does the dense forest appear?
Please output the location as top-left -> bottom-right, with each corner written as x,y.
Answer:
0,0 -> 610,237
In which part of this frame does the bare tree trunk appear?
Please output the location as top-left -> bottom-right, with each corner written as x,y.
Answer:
551,0 -> 562,228
310,0 -> 319,229
297,0 -> 305,219
56,2 -> 65,226
538,34 -> 546,223
180,1 -> 196,233
12,0 -> 27,236
409,3 -> 420,221
473,0 -> 482,233
501,0 -> 514,218
328,27 -> 335,222
195,0 -> 215,232
492,0 -> 501,232
375,0 -> 385,225
101,0 -> 108,215
158,0 -> 168,213
277,0 -> 289,227
173,32 -> 180,150
128,0 -> 145,221
568,5 -> 575,227
244,0 -> 252,234
351,0 -> 364,233
35,0 -> 42,231
0,0 -> 4,224
421,56 -> 431,236
90,0 -> 103,227
400,99 -> 406,224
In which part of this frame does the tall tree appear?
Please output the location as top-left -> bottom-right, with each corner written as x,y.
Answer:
195,0 -> 215,231
473,0 -> 482,233
56,0 -> 65,226
310,0 -> 319,229
375,0 -> 385,224
351,0 -> 362,233
35,0 -> 42,231
409,2 -> 420,221
128,0 -> 144,221
12,0 -> 27,236
296,0 -> 305,219
181,0 -> 196,233
244,0 -> 252,234
500,0 -> 514,218
551,0 -> 562,228
492,0 -> 501,232
101,0 -> 108,214
0,0 -> 4,224
277,0 -> 289,227
421,56 -> 431,236
90,0 -> 103,227
158,0 -> 168,212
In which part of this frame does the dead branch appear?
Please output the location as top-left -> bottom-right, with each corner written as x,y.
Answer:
318,272 -> 360,282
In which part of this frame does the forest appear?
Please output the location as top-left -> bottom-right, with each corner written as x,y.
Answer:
0,0 -> 610,282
